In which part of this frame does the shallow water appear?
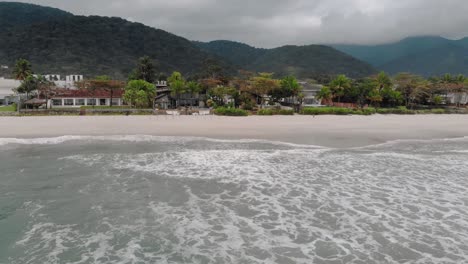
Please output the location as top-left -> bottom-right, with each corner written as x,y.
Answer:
0,136 -> 468,264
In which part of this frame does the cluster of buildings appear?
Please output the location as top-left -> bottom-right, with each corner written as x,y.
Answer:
1,71 -> 324,109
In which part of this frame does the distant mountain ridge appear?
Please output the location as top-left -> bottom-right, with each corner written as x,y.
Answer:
332,36 -> 468,76
196,40 -> 376,78
0,2 -> 378,80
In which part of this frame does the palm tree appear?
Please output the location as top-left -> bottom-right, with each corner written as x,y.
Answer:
168,72 -> 186,108
316,86 -> 332,105
280,76 -> 301,110
329,75 -> 351,103
186,81 -> 201,107
375,71 -> 392,92
13,59 -> 33,81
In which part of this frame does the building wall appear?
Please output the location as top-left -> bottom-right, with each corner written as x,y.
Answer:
48,98 -> 123,108
0,78 -> 20,105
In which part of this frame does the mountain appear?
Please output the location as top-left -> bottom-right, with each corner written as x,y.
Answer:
196,40 -> 376,78
332,36 -> 468,76
332,36 -> 452,67
380,44 -> 468,76
0,2 -> 229,79
0,2 -> 72,31
195,40 -> 268,67
0,2 -> 375,80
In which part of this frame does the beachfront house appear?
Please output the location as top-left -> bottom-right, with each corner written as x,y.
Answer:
280,81 -> 323,107
47,88 -> 125,108
300,82 -> 323,106
446,92 -> 468,105
154,81 -> 206,109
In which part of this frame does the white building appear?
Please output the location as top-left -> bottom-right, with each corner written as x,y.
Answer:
0,78 -> 20,105
446,93 -> 468,105
47,88 -> 125,108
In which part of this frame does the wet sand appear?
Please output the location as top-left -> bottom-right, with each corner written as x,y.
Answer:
0,115 -> 467,147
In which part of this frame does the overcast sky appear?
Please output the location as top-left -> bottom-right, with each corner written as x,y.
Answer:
10,0 -> 468,48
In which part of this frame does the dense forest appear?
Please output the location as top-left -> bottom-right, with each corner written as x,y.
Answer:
0,2 -> 230,79
0,2 -> 375,80
196,40 -> 376,78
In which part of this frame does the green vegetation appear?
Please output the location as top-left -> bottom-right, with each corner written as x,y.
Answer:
257,109 -> 295,115
196,40 -> 376,78
300,106 -> 462,116
0,104 -> 16,112
13,58 -> 33,80
0,2 -> 72,30
123,80 -> 156,108
301,107 -> 370,115
214,107 -> 248,116
0,2 -> 227,79
128,56 -> 157,83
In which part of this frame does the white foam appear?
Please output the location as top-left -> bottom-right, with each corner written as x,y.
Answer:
6,136 -> 468,263
0,135 -> 327,149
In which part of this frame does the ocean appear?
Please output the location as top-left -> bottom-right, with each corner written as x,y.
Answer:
0,136 -> 467,264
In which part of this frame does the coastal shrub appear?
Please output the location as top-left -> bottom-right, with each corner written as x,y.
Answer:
214,107 -> 248,116
431,109 -> 446,114
278,109 -> 295,115
301,107 -> 353,115
257,109 -> 295,115
257,109 -> 274,115
362,108 -> 376,115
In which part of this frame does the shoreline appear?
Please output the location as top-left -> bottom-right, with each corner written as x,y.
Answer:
1,115 -> 468,148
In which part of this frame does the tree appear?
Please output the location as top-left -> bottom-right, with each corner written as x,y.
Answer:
375,72 -> 392,92
15,75 -> 38,99
123,80 -> 156,108
129,56 -> 157,83
186,81 -> 201,107
208,86 -> 238,106
36,75 -> 55,109
251,73 -> 279,107
316,86 -> 332,104
280,76 -> 302,105
13,59 -> 33,81
395,73 -> 429,108
85,76 -> 125,107
329,75 -> 352,103
168,71 -> 186,108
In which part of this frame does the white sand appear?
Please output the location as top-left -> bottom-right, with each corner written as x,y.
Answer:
0,115 -> 467,147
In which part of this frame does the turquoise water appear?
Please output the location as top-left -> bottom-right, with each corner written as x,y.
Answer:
1,136 -> 468,263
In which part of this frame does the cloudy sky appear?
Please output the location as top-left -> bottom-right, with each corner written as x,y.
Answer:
11,0 -> 468,48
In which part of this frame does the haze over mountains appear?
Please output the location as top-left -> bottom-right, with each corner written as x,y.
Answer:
0,2 -> 467,80
333,36 -> 468,76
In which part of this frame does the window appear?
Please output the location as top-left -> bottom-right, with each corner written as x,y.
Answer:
52,99 -> 62,106
100,99 -> 107,106
87,99 -> 96,106
75,99 -> 85,106
64,99 -> 74,106
112,98 -> 120,105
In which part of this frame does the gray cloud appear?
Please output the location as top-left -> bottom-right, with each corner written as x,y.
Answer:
8,0 -> 468,47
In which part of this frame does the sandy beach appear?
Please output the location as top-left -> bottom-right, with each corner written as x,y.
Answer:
0,115 -> 467,147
